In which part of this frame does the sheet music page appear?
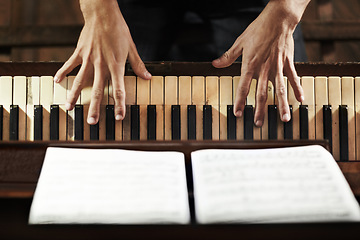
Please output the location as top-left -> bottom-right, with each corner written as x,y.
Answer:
191,145 -> 360,224
29,147 -> 190,224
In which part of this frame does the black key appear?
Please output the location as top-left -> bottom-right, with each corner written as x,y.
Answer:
90,123 -> 99,140
339,105 -> 349,161
244,105 -> 253,140
171,105 -> 180,140
34,105 -> 43,140
74,105 -> 84,140
147,105 -> 156,140
9,105 -> 19,141
50,105 -> 59,140
268,105 -> 277,140
187,105 -> 196,140
0,105 -> 3,140
106,105 -> 115,140
131,105 -> 140,140
203,105 -> 212,140
323,105 -> 332,151
284,105 -> 293,140
227,105 -> 236,140
300,105 -> 309,139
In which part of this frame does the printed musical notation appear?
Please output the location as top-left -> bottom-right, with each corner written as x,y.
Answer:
191,146 -> 360,223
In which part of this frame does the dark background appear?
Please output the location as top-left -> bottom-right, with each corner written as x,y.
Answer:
0,0 -> 359,63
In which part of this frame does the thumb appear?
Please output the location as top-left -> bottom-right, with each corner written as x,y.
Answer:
128,44 -> 152,80
212,44 -> 242,68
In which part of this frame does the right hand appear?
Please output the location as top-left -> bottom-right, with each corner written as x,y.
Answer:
213,0 -> 309,127
54,0 -> 151,125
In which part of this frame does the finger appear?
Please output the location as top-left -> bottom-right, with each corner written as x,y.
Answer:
109,63 -> 126,120
285,57 -> 304,102
253,77 -> 269,127
54,51 -> 81,83
128,43 -> 151,80
87,64 -> 106,125
212,39 -> 243,68
234,68 -> 253,118
274,62 -> 291,122
66,61 -> 92,111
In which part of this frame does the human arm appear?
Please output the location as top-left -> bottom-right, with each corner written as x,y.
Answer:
212,0 -> 310,127
54,0 -> 151,124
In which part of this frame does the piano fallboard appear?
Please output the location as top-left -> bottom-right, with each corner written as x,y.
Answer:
1,61 -> 360,76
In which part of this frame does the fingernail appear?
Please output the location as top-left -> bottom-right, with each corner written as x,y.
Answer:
235,110 -> 242,117
300,95 -> 305,102
145,71 -> 152,79
282,113 -> 290,122
65,102 -> 72,110
213,59 -> 220,64
115,114 -> 123,121
255,120 -> 263,127
54,76 -> 59,83
88,117 -> 96,125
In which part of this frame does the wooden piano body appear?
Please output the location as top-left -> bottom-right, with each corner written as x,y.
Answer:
1,62 -> 360,239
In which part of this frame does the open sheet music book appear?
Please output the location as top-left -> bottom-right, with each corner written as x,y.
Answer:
29,145 -> 360,224
29,148 -> 190,224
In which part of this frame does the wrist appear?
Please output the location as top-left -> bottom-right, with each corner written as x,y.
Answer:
266,0 -> 311,30
79,0 -> 121,22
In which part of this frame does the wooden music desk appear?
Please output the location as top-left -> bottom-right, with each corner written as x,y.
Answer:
1,140 -> 360,240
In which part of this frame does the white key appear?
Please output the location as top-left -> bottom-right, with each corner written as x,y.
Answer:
26,76 -> 40,141
164,76 -> 178,140
192,76 -> 205,140
13,76 -> 27,140
151,76 -> 164,140
219,76 -> 232,140
40,76 -> 54,141
206,76 -> 219,140
0,76 -> 12,141
53,76 -> 67,141
179,76 -> 191,140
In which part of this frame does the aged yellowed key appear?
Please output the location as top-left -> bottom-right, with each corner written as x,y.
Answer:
164,76 -> 178,140
53,76 -> 67,141
179,76 -> 191,140
26,76 -> 40,141
108,79 -> 123,140
192,76 -> 205,140
13,76 -> 27,141
122,76 -> 136,140
301,76 -> 315,140
206,76 -> 219,140
219,76 -> 232,140
247,79 -> 261,140
66,76 -> 78,141
274,78 -> 288,140
355,77 -> 360,160
262,81 -> 274,140
314,76 -> 328,141
341,76 -> 355,160
150,76 -> 164,140
0,76 -> 12,141
137,77 -> 150,140
288,78 -> 300,140
328,76 -> 341,160
233,76 -> 243,140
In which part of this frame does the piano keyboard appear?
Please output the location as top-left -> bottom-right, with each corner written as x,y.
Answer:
1,62 -> 360,161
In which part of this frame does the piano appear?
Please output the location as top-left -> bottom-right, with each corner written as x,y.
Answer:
1,62 -> 360,239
